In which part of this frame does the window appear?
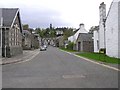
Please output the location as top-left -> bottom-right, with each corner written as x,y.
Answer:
97,40 -> 99,50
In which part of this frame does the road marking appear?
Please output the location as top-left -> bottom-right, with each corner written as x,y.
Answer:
62,74 -> 86,79
60,49 -> 120,71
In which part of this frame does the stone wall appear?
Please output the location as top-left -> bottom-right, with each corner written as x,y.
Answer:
83,41 -> 94,52
10,46 -> 23,56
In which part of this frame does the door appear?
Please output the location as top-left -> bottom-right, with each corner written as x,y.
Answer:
78,42 -> 81,51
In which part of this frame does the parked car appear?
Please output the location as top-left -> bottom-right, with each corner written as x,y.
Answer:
40,46 -> 46,51
53,44 -> 56,47
43,45 -> 47,49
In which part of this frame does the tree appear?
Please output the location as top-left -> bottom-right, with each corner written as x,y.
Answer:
89,26 -> 99,34
23,24 -> 29,30
63,28 -> 74,40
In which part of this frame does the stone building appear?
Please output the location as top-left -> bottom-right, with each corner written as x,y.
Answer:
55,36 -> 64,47
22,29 -> 39,50
68,24 -> 88,43
0,8 -> 23,57
76,33 -> 93,52
22,30 -> 32,50
31,34 -> 39,49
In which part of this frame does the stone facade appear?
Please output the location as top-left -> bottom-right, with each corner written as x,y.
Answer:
56,36 -> 64,47
22,30 -> 32,50
0,8 -> 23,57
31,34 -> 39,49
22,30 -> 39,50
76,33 -> 93,52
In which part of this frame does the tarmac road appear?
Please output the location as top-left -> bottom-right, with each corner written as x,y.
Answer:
2,46 -> 118,88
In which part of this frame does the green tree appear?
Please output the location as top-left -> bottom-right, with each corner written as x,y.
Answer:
23,24 -> 29,30
63,28 -> 74,40
89,26 -> 99,34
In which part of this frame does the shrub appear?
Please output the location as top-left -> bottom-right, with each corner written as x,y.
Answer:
67,42 -> 74,50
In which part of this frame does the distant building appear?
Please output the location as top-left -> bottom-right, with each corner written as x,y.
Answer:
22,30 -> 32,50
67,23 -> 94,52
56,30 -> 63,36
31,34 -> 39,49
68,24 -> 88,43
55,36 -> 64,47
76,33 -> 93,52
22,29 -> 39,50
0,8 -> 23,57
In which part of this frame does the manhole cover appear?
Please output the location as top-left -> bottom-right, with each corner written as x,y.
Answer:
62,74 -> 86,79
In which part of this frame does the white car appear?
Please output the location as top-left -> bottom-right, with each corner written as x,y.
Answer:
43,45 -> 47,49
40,46 -> 46,51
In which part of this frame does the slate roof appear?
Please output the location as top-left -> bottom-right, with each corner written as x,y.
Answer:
77,33 -> 93,41
23,30 -> 31,35
0,8 -> 18,27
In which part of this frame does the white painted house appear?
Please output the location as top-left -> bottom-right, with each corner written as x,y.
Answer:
94,0 -> 120,58
93,27 -> 99,52
106,0 -> 120,58
68,23 -> 88,43
93,2 -> 106,53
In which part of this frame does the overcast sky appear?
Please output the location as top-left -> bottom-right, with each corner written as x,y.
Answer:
0,0 -> 113,30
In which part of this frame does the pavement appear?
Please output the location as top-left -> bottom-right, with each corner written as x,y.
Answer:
1,49 -> 40,65
2,46 -> 119,88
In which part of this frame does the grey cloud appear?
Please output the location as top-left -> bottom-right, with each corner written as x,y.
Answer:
20,7 -> 71,28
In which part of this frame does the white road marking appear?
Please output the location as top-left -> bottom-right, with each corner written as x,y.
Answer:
62,74 -> 86,79
60,49 -> 120,71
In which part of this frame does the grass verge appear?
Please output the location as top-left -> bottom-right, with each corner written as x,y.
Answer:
60,48 -> 120,64
77,52 -> 120,64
